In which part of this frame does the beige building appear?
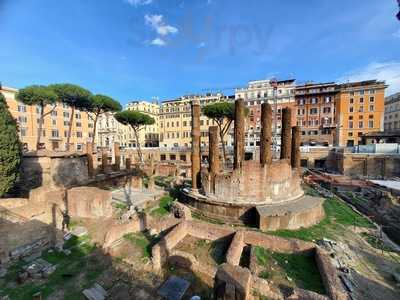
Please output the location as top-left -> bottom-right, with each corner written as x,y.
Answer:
384,92 -> 400,131
1,85 -> 94,152
159,93 -> 234,149
96,100 -> 159,149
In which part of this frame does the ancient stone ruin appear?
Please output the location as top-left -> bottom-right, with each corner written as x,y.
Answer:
183,99 -> 325,230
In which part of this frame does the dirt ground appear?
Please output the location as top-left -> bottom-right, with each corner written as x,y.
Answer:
333,227 -> 400,300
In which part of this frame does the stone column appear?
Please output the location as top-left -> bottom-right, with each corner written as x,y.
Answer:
260,103 -> 272,166
234,99 -> 245,170
280,107 -> 292,160
191,99 -> 201,189
101,147 -> 108,172
209,126 -> 220,174
114,142 -> 120,171
291,126 -> 301,169
86,142 -> 94,177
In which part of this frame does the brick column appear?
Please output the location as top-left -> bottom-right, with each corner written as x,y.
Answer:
260,103 -> 272,166
114,142 -> 120,171
86,142 -> 94,177
234,99 -> 245,170
280,107 -> 292,160
101,147 -> 108,172
191,99 -> 201,189
291,126 -> 301,169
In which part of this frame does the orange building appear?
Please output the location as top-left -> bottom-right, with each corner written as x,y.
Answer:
335,80 -> 387,146
1,85 -> 94,151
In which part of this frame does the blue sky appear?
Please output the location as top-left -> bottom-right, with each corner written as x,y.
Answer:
1,0 -> 399,105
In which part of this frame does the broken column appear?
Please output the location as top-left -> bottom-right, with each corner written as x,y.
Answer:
234,99 -> 245,170
114,142 -> 120,171
86,142 -> 94,177
280,107 -> 292,160
291,126 -> 301,169
209,126 -> 220,193
191,99 -> 201,190
260,103 -> 272,166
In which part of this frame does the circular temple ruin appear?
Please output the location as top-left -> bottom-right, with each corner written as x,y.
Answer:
182,99 -> 325,231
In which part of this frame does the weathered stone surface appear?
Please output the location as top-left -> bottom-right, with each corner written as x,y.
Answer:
209,126 -> 220,193
260,102 -> 272,166
281,107 -> 292,160
171,202 -> 192,220
234,99 -> 245,170
191,99 -> 201,189
67,187 -> 112,219
83,283 -> 107,300
291,126 -> 301,169
215,263 -> 252,300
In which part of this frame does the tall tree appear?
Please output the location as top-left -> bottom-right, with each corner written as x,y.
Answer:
0,93 -> 22,197
88,94 -> 122,144
114,110 -> 155,162
203,101 -> 249,163
203,102 -> 235,163
16,85 -> 57,150
49,84 -> 92,151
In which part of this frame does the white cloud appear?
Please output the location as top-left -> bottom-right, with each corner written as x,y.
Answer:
393,29 -> 400,39
198,42 -> 206,48
150,38 -> 166,46
338,62 -> 400,96
125,0 -> 153,6
145,14 -> 178,36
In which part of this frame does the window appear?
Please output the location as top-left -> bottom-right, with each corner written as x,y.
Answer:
200,120 -> 204,126
369,105 -> 374,112
183,121 -> 187,126
64,121 -> 69,126
51,130 -> 59,137
52,119 -> 57,126
76,122 -> 82,127
359,106 -> 364,112
18,105 -> 27,112
75,113 -> 81,119
18,116 -> 27,123
359,90 -> 365,95
349,107 -> 354,113
349,121 -> 353,129
359,97 -> 364,103
350,91 -> 355,96
350,98 -> 354,104
311,98 -> 318,104
88,123 -> 93,128
369,120 -> 374,128
310,108 -> 318,115
51,110 -> 57,116
63,112 -> 70,118
323,107 -> 331,114
76,132 -> 82,138
20,128 -> 27,137
370,96 -> 375,102
348,132 -> 353,137
64,131 -> 68,138
369,89 -> 375,94
358,121 -> 363,128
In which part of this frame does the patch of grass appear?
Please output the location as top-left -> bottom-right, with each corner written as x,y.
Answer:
361,232 -> 393,252
270,193 -> 374,241
254,246 -> 325,294
150,195 -> 174,217
113,202 -> 128,210
123,232 -> 154,258
192,211 -> 225,225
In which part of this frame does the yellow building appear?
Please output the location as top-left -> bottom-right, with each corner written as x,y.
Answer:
335,80 -> 387,146
1,85 -> 94,152
96,100 -> 159,149
159,93 -> 233,149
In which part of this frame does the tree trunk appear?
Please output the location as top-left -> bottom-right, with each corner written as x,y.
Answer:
133,127 -> 143,163
66,107 -> 75,151
218,124 -> 227,165
91,112 -> 99,146
36,103 -> 44,151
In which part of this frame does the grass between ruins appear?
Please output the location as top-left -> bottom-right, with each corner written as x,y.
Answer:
268,187 -> 374,242
149,195 -> 174,217
254,246 -> 326,294
0,234 -> 108,300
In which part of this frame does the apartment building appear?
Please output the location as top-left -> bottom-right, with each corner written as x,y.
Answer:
1,85 -> 94,151
335,80 -> 386,147
384,92 -> 400,131
235,79 -> 296,148
96,100 -> 159,149
159,93 -> 233,148
295,82 -> 337,146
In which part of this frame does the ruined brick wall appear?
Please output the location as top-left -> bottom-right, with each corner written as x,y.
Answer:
202,160 -> 303,204
186,220 -> 235,240
103,218 -> 141,249
225,231 -> 245,266
67,187 -> 113,219
315,247 -> 348,300
0,198 -> 29,209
